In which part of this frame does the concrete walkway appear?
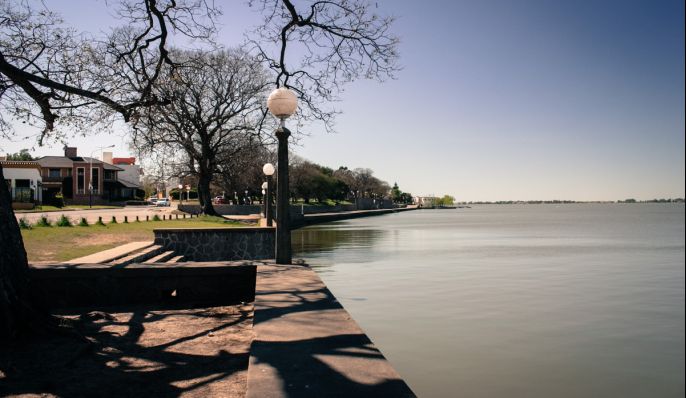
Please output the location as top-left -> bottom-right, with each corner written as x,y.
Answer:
247,264 -> 416,397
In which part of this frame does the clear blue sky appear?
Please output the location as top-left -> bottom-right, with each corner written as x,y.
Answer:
2,0 -> 684,201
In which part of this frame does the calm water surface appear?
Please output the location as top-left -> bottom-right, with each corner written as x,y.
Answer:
292,204 -> 685,398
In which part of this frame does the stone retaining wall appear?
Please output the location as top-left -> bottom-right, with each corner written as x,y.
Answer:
154,227 -> 275,261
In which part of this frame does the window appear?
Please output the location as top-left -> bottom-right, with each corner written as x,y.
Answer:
91,167 -> 100,194
77,167 -> 85,194
13,180 -> 31,202
66,168 -> 72,177
49,168 -> 61,178
104,170 -> 115,180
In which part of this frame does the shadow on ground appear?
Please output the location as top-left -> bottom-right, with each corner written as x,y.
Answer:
0,303 -> 253,397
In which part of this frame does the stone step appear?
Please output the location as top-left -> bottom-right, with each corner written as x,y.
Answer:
63,241 -> 154,265
108,245 -> 164,267
167,255 -> 185,263
144,250 -> 177,264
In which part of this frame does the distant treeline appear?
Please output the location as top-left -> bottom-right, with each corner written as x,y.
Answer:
459,198 -> 685,204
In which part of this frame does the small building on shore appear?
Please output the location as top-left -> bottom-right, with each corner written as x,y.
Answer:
414,196 -> 438,208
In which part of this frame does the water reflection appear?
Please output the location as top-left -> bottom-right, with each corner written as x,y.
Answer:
292,225 -> 385,265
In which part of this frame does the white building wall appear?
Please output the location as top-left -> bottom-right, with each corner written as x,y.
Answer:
2,167 -> 42,200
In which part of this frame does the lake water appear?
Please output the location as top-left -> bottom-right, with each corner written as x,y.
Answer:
292,204 -> 685,398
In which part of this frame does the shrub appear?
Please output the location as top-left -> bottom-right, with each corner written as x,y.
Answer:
56,214 -> 72,227
53,193 -> 65,208
78,217 -> 89,227
36,215 -> 51,227
18,217 -> 32,229
152,214 -> 161,221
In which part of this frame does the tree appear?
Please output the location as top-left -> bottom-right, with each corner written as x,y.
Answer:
247,0 -> 399,132
391,182 -> 402,202
215,144 -> 275,202
5,148 -> 34,161
132,49 -> 271,215
0,0 -> 219,339
435,195 -> 455,206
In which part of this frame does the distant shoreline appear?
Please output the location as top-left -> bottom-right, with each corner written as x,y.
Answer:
457,199 -> 684,205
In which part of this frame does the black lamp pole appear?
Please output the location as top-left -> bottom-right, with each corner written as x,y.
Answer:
265,175 -> 273,227
275,126 -> 291,264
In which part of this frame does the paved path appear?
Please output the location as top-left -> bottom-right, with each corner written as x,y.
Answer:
247,264 -> 416,397
15,205 -> 177,224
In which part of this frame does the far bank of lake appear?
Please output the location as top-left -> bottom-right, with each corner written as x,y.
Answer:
293,203 -> 685,398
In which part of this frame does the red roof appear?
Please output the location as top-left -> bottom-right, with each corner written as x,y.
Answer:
113,157 -> 136,165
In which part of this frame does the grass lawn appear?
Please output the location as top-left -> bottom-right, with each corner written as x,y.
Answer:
21,216 -> 248,263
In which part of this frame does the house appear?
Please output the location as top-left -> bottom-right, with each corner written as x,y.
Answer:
1,160 -> 42,209
414,196 -> 438,208
103,152 -> 144,199
36,146 -> 125,205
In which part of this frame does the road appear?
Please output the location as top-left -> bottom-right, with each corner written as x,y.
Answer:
16,205 -> 178,224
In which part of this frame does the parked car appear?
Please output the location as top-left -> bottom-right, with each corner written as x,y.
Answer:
213,196 -> 227,204
155,198 -> 171,207
147,197 -> 159,205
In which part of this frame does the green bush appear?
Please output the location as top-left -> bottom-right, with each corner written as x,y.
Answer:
18,217 -> 32,229
78,217 -> 89,227
152,214 -> 161,221
52,193 -> 65,208
36,215 -> 51,227
56,214 -> 72,227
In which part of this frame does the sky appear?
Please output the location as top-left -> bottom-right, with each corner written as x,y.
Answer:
1,0 -> 684,201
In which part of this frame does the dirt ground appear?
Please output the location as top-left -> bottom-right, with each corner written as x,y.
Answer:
0,304 -> 254,397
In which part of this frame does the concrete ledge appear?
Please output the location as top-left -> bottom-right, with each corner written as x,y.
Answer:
29,261 -> 257,311
294,207 -> 417,229
247,264 -> 416,397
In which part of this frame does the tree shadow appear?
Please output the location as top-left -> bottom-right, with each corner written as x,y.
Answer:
0,303 -> 253,397
249,265 -> 416,397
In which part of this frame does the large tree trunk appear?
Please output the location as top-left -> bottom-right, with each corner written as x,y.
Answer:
197,172 -> 218,216
0,164 -> 32,339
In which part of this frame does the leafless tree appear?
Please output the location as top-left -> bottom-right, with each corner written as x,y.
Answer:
246,0 -> 400,132
131,49 -> 272,215
0,0 -> 220,141
215,144 -> 276,202
0,0 -> 219,339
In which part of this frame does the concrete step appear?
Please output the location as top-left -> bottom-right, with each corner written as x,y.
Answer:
108,245 -> 164,267
63,241 -> 154,265
144,250 -> 177,264
167,255 -> 185,263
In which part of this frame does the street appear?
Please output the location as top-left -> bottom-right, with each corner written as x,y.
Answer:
15,205 -> 178,224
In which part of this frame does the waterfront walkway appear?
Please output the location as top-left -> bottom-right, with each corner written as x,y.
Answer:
247,263 -> 416,397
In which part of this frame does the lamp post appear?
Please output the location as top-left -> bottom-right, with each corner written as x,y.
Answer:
262,163 -> 275,227
267,87 -> 297,264
89,144 -> 115,208
178,184 -> 184,205
185,185 -> 191,202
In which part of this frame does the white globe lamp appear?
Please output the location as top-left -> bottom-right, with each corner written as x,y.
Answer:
267,87 -> 298,119
263,163 -> 275,176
